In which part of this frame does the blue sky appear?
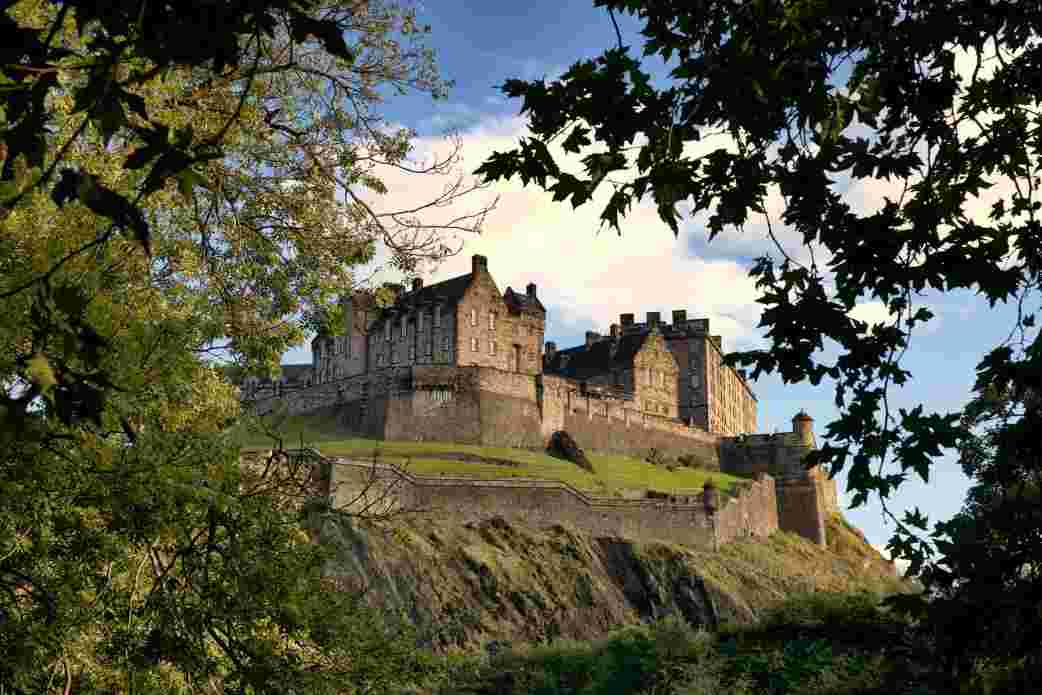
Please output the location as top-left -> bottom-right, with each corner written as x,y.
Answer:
279,1 -> 1026,560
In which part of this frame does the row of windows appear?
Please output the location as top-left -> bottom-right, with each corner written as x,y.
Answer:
384,305 -> 446,341
469,308 -> 496,329
470,337 -> 497,355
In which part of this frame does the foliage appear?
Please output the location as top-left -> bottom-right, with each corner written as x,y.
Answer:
0,0 -> 491,690
477,0 -> 1042,684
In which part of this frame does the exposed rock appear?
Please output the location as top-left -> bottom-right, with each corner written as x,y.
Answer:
547,430 -> 593,472
318,513 -> 913,653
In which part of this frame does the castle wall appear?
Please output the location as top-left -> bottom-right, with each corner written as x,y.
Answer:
774,474 -> 828,546
713,473 -> 779,545
327,459 -> 779,550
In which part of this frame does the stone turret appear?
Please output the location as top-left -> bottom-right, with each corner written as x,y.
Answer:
793,410 -> 814,447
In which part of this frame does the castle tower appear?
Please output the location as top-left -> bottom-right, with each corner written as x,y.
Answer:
792,410 -> 814,447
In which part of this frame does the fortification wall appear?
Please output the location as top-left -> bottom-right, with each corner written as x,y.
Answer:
551,379 -> 721,465
326,458 -> 779,550
774,474 -> 828,546
714,473 -> 779,544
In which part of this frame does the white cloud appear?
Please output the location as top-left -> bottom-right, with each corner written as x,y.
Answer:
350,114 -> 763,347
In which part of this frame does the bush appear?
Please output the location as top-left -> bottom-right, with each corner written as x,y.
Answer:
759,591 -> 885,630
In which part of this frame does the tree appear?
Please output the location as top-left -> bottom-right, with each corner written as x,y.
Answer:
476,0 -> 1042,686
1,0 -> 489,690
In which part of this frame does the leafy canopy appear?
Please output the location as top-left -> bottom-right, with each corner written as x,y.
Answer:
1,0 -> 489,690
477,1 -> 1042,581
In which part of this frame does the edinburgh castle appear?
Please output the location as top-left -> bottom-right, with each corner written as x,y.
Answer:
243,254 -> 840,547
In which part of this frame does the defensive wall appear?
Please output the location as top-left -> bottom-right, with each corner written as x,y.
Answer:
248,365 -> 722,464
249,368 -> 838,547
321,457 -> 778,551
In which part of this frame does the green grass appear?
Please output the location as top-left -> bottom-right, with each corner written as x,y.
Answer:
231,412 -> 741,496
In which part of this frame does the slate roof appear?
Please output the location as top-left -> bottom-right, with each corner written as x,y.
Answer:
279,364 -> 313,384
371,273 -> 474,324
543,332 -> 649,379
503,286 -> 546,314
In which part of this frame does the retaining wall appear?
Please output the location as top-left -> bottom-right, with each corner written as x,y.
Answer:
325,458 -> 778,550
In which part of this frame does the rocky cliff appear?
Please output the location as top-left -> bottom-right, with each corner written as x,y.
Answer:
318,512 -> 909,653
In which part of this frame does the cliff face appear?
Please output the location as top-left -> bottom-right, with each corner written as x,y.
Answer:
318,513 -> 909,652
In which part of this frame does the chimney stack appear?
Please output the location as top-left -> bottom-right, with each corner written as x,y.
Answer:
545,341 -> 557,359
647,311 -> 661,327
585,331 -> 600,347
411,278 -> 423,292
609,323 -> 620,339
526,282 -> 537,299
472,254 -> 488,274
620,313 -> 634,327
672,309 -> 687,326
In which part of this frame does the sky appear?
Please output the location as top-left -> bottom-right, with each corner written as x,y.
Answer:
278,0 -> 1027,563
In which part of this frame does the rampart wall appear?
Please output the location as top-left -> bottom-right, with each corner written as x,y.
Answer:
246,369 -> 838,548
246,365 -> 724,461
325,458 -> 778,550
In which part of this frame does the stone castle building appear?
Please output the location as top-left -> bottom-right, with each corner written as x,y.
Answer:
243,254 -> 840,546
252,254 -> 757,437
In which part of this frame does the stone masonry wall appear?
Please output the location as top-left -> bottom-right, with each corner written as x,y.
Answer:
326,459 -> 778,550
714,473 -> 779,545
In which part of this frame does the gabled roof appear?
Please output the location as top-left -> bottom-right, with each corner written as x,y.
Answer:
371,273 -> 474,324
279,364 -> 313,384
503,286 -> 546,314
544,332 -> 649,378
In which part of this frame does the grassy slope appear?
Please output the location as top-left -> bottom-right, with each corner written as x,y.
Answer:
232,412 -> 741,496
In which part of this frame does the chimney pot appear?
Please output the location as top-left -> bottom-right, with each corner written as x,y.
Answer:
647,311 -> 661,327
620,313 -> 634,326
526,282 -> 537,298
411,278 -> 423,292
472,254 -> 488,274
610,323 -> 620,339
672,309 -> 687,326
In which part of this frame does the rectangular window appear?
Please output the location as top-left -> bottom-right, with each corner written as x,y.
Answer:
434,305 -> 441,327
489,312 -> 495,330
489,340 -> 496,355
471,337 -> 479,352
409,345 -> 415,362
401,319 -> 407,338
442,336 -> 449,351
470,308 -> 477,326
385,321 -> 391,342
418,311 -> 424,332
425,339 -> 432,356
346,337 -> 351,358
